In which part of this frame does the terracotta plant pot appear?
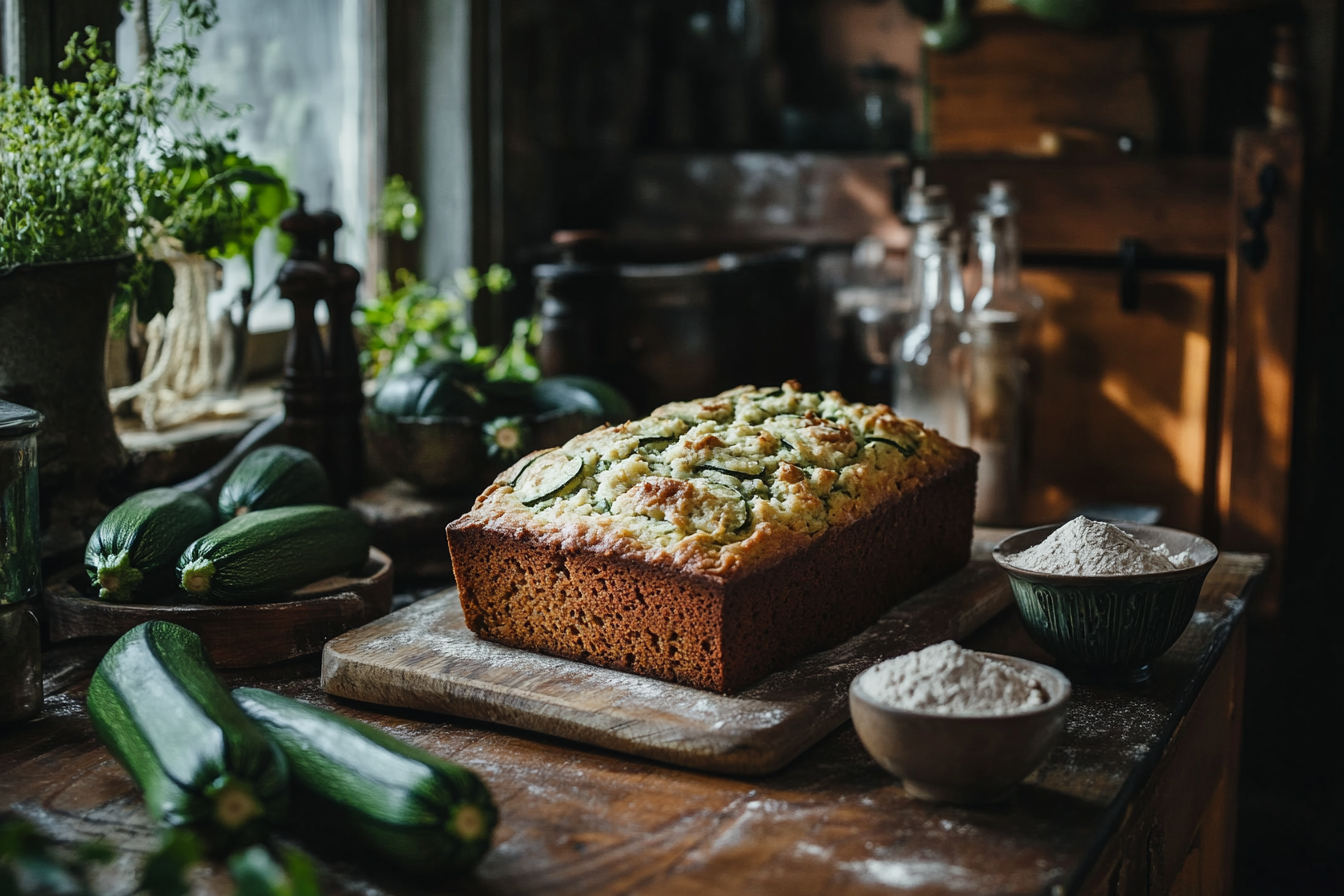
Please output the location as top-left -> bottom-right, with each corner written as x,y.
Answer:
0,256 -> 131,565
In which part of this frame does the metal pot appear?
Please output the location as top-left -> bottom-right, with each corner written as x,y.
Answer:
535,246 -> 815,412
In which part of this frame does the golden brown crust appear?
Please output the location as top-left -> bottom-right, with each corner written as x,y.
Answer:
448,382 -> 977,581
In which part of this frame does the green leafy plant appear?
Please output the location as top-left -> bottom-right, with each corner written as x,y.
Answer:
0,818 -> 313,896
111,145 -> 290,333
376,174 -> 422,241
356,265 -> 535,383
362,174 -> 535,387
148,144 -> 290,283
0,1 -> 287,324
0,34 -> 141,269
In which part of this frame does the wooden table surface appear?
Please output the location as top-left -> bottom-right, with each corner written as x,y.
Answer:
0,546 -> 1263,896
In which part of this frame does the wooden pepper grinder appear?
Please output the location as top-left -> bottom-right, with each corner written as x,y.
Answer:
314,209 -> 365,506
277,194 -> 334,472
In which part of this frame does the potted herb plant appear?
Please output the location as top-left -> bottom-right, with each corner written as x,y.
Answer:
0,1 -> 279,561
108,142 -> 290,429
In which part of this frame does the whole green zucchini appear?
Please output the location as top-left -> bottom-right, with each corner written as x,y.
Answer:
177,505 -> 369,604
85,489 -> 218,602
87,622 -> 288,852
216,445 -> 333,519
232,687 -> 497,875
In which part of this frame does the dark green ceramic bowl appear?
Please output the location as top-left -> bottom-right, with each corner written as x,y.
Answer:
991,523 -> 1219,684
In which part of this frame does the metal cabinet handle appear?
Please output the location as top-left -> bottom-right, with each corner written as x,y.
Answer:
1239,162 -> 1282,271
1119,238 -> 1148,313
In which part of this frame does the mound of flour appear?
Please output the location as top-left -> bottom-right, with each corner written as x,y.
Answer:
1005,516 -> 1195,576
857,641 -> 1048,715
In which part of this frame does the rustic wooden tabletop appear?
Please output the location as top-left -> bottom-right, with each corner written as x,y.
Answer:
0,550 -> 1263,896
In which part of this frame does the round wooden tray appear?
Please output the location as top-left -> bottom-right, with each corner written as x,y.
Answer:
43,548 -> 394,668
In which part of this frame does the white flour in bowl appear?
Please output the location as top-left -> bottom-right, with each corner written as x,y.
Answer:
857,641 -> 1049,715
1005,516 -> 1196,576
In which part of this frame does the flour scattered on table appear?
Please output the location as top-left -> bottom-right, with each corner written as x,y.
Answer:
1004,516 -> 1197,576
856,641 -> 1048,715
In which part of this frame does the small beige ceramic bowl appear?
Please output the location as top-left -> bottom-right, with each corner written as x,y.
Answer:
849,652 -> 1072,804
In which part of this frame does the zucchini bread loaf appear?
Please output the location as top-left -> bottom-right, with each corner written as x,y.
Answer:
446,382 -> 978,693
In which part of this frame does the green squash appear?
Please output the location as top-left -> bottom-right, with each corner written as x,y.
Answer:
532,375 -> 632,423
372,360 -> 481,419
177,505 -> 370,604
216,445 -> 332,519
87,622 -> 289,853
85,488 -> 218,602
233,687 -> 497,876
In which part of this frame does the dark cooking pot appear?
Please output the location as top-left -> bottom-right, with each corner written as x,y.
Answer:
534,246 -> 815,413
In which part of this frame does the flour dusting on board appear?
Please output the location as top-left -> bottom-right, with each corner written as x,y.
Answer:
1005,516 -> 1196,576
857,641 -> 1048,715
838,858 -> 985,892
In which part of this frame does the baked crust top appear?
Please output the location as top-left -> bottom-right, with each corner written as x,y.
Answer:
449,381 -> 977,580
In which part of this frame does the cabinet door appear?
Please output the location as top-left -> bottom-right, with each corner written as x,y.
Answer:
1021,268 -> 1219,534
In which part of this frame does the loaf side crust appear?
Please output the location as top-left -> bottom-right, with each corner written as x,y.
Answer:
449,454 -> 976,693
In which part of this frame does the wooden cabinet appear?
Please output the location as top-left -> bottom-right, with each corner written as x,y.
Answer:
1021,268 -> 1220,534
921,16 -> 1306,610
927,137 -> 1301,610
928,159 -> 1232,535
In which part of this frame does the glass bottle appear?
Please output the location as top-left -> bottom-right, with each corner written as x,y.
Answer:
900,169 -> 953,229
969,183 -> 1043,324
979,180 -> 1018,237
963,181 -> 1041,525
893,222 -> 969,444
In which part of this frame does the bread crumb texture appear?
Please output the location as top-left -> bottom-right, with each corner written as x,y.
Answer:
454,381 -> 974,580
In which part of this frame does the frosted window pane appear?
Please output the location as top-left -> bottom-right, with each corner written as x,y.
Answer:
116,0 -> 371,332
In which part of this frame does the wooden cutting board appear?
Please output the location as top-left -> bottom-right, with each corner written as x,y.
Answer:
321,559 -> 1014,774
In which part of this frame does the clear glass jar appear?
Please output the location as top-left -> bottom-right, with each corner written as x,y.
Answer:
833,237 -> 912,405
1,399 -> 43,721
893,223 -> 969,443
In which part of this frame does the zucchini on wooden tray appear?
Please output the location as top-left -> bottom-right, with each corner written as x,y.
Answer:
88,622 -> 498,877
84,446 -> 370,605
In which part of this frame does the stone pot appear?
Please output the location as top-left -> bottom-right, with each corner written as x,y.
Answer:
0,256 -> 131,566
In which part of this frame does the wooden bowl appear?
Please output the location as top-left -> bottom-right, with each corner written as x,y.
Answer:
43,548 -> 394,668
